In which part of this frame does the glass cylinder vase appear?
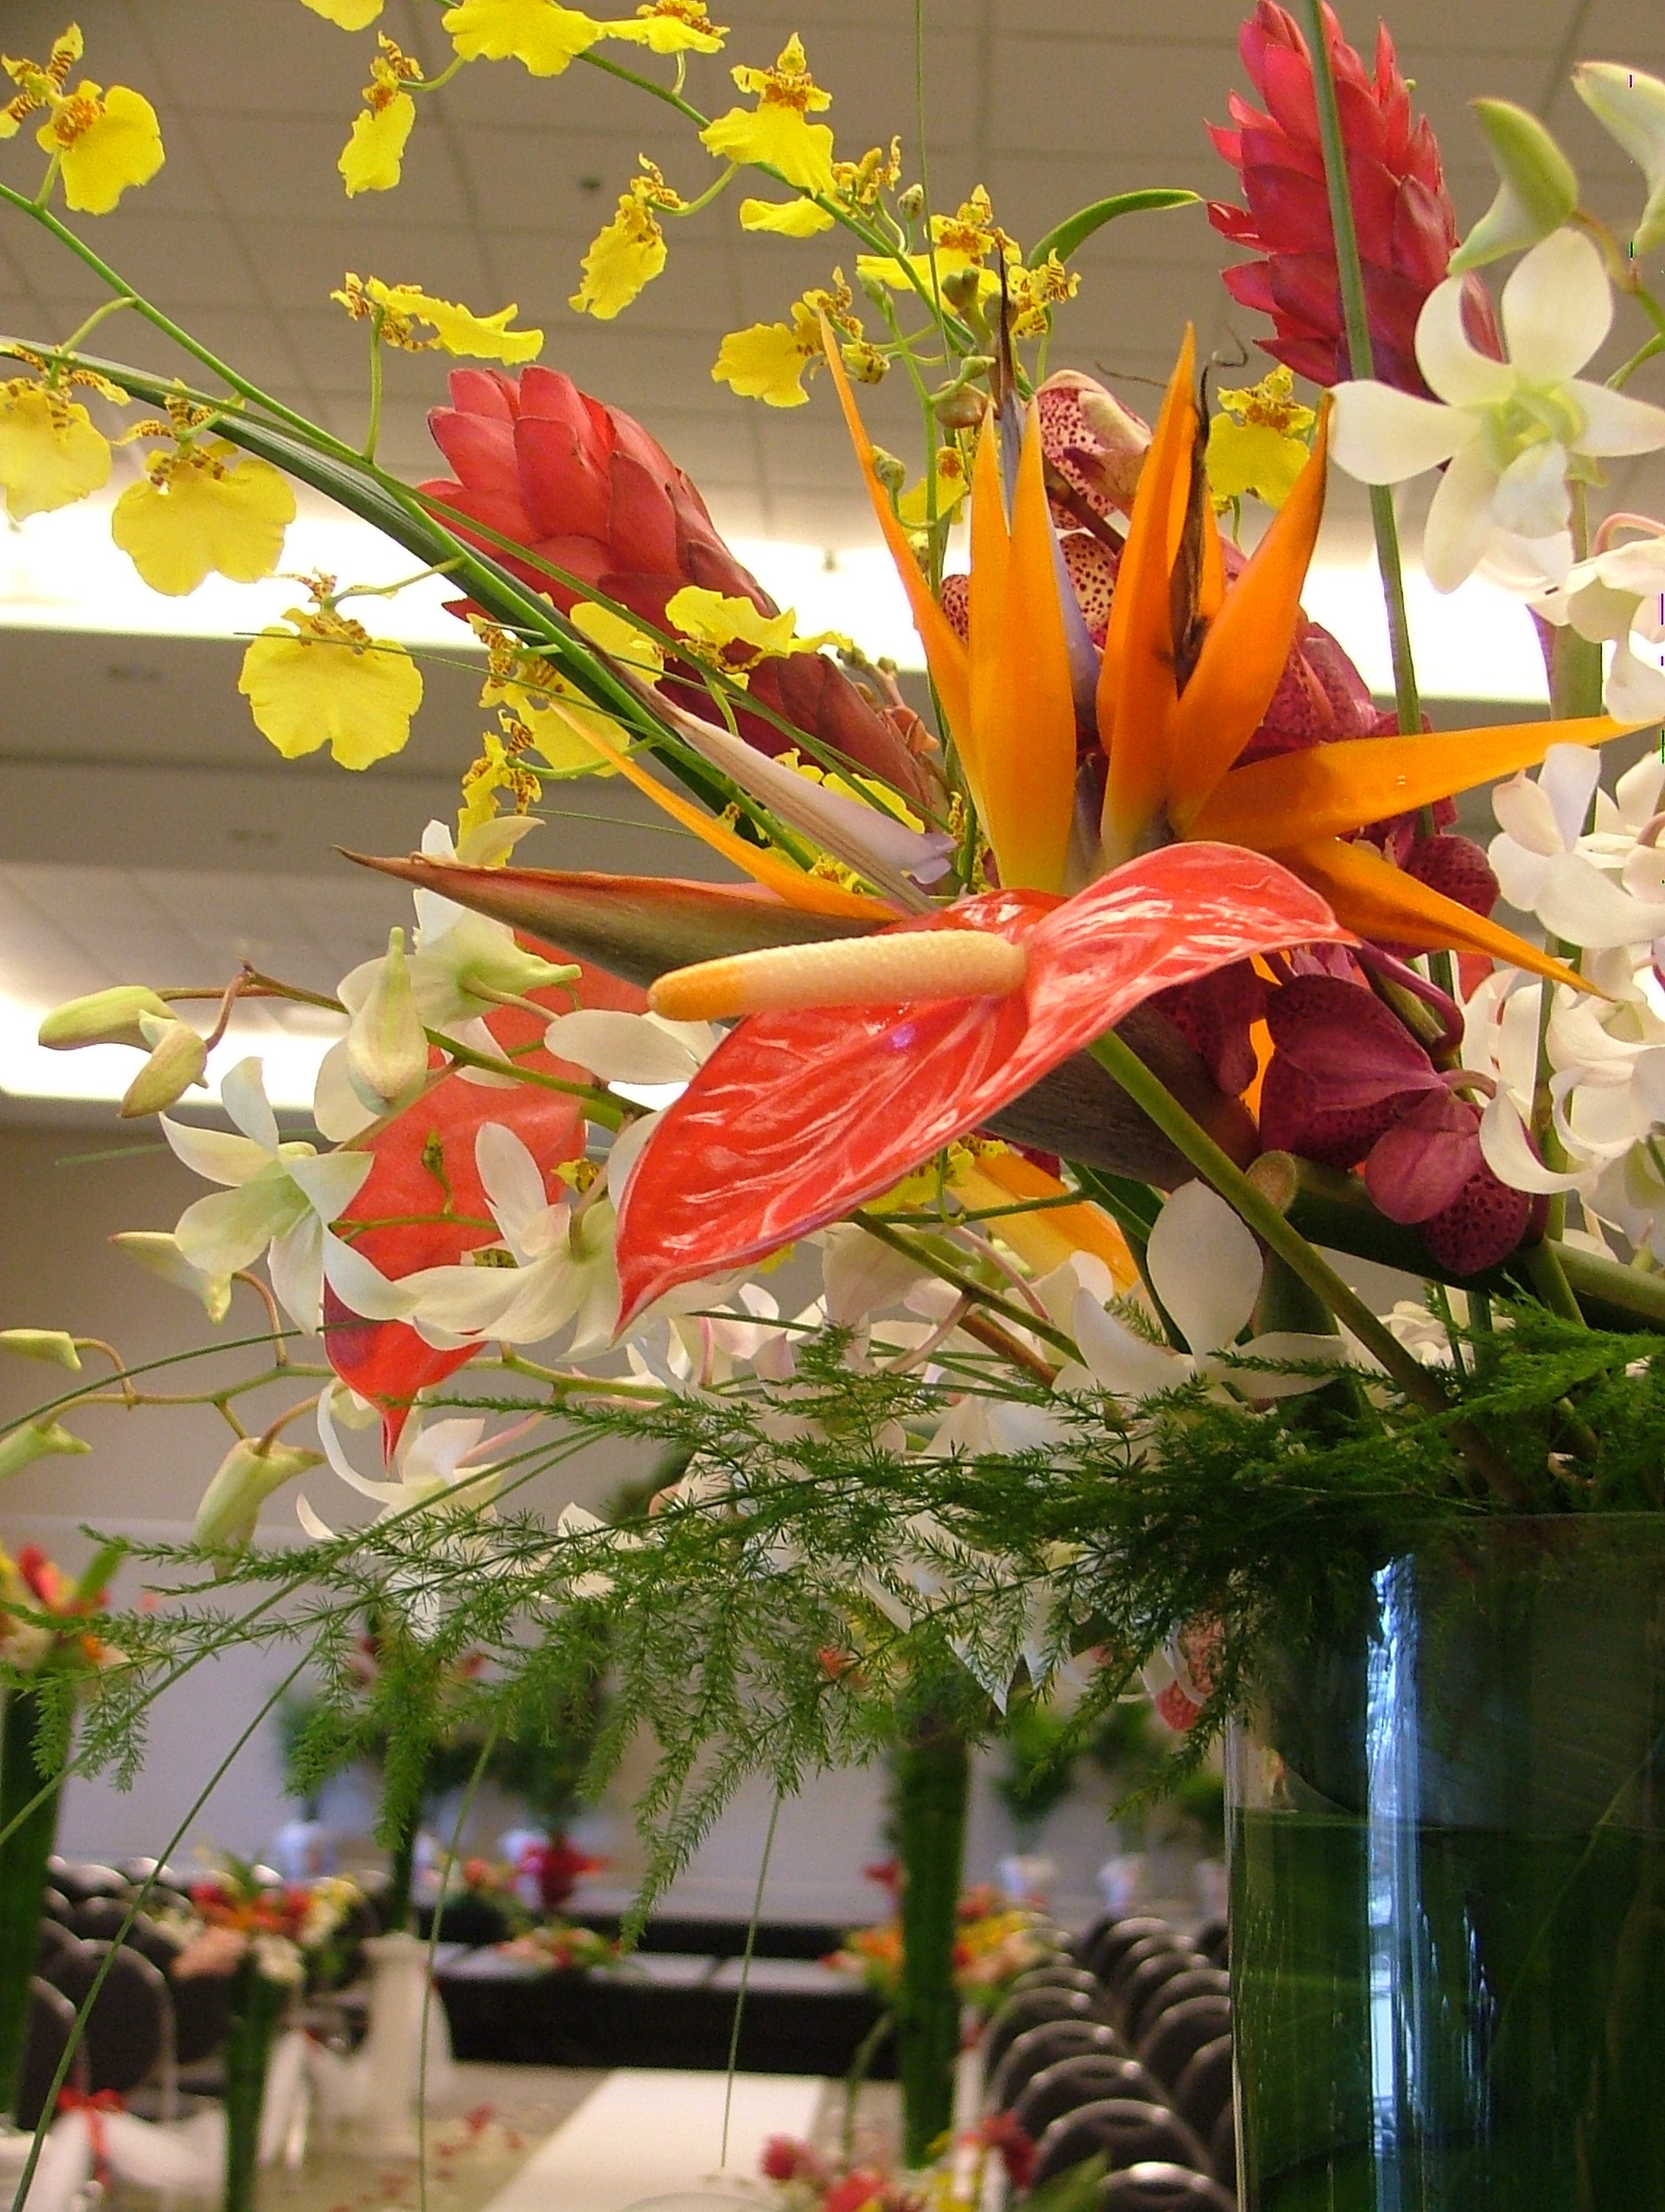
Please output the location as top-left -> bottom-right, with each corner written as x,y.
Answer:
1228,1515 -> 1665,2210
221,1956 -> 289,2212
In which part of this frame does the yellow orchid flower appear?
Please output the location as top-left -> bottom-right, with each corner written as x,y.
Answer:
335,274 -> 542,362
826,328 -> 1642,989
339,37 -> 420,196
300,0 -> 385,24
570,165 -> 684,320
2,27 -> 164,215
0,377 -> 111,522
569,599 -> 665,676
604,1 -> 727,53
896,444 -> 969,529
738,196 -> 834,236
441,0 -> 602,75
854,187 -> 1015,298
699,35 -> 835,195
240,606 -> 424,770
712,320 -> 817,407
111,444 -> 295,597
1206,367 -> 1316,512
665,585 -> 849,679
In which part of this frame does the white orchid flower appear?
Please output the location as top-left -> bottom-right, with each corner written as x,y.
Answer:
1531,533 -> 1665,720
321,1121 -> 619,1357
163,1060 -> 373,1333
1489,745 -> 1665,949
297,1389 -> 534,1538
1573,63 -> 1665,256
1331,229 -> 1665,591
1055,1184 -> 1344,1404
543,1005 -> 720,1111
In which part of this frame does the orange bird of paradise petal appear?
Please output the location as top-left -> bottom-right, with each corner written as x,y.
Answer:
831,324 -> 1646,985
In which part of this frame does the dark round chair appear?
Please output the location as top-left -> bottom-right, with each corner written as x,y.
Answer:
42,1939 -> 170,2095
1084,1917 -> 1177,1983
1013,2053 -> 1170,2145
16,1977 -> 88,2130
41,1888 -> 75,1927
71,1895 -> 138,1943
1141,1995 -> 1234,2095
115,1857 -> 182,1892
1209,2105 -> 1236,2195
1130,1967 -> 1231,2048
1103,1936 -> 1187,2009
1193,1917 -> 1229,1970
1173,2034 -> 1234,2148
1033,2100 -> 1213,2191
1119,1951 -> 1209,2041
1097,2162 -> 1236,2210
36,1917 -> 81,1972
47,1860 -> 127,1903
1011,1962 -> 1104,2001
121,1913 -> 188,1977
170,1957 -> 231,2067
984,1986 -> 1118,2082
988,2019 -> 1130,2111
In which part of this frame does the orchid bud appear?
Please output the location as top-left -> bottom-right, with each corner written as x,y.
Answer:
119,1016 -> 208,1119
445,925 -> 579,1014
941,266 -> 984,315
346,927 -> 430,1113
0,1421 -> 90,1481
869,447 -> 908,495
38,985 -> 174,1052
856,265 -> 893,309
1575,64 -> 1665,253
109,1232 -> 233,1324
194,1437 -> 324,1559
1449,101 -> 1579,273
0,1331 -> 81,1371
896,183 -> 925,222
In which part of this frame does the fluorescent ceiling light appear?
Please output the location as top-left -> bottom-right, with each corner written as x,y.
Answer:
1,495 -> 1559,701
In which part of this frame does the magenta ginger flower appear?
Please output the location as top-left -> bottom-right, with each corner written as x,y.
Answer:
1209,2 -> 1500,395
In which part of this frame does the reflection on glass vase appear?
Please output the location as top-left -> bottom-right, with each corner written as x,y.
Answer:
1228,1515 -> 1665,2210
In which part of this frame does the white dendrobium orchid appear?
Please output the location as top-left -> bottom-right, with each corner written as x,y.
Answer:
322,1122 -> 619,1357
297,1388 -> 533,1538
314,817 -> 576,1143
163,1060 -> 373,1333
1488,745 -> 1665,948
1573,63 -> 1665,256
1330,229 -> 1665,591
1054,1183 -> 1345,1404
1531,532 -> 1665,721
543,1005 -> 721,1110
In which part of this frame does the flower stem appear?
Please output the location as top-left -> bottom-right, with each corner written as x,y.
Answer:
1087,1030 -> 1529,1503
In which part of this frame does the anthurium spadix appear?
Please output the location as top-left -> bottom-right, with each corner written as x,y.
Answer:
827,327 -> 1634,991
613,841 -> 1351,1326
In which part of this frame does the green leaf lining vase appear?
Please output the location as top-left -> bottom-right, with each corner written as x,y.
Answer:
1228,1515 -> 1665,2210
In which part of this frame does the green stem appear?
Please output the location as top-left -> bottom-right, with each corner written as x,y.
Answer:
0,1685 -> 62,2122
364,317 -> 386,465
221,1954 -> 287,2212
852,1214 -> 1075,1358
893,1719 -> 968,2169
1087,1032 -> 1528,1503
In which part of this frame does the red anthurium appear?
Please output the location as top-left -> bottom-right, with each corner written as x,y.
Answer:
614,842 -> 1350,1326
326,961 -> 644,1451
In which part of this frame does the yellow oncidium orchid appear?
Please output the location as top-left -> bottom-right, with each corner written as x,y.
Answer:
827,326 -> 1641,991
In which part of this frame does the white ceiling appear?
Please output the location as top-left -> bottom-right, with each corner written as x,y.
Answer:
3,0 -> 1665,1115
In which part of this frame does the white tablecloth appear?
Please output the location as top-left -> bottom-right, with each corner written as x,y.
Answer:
476,2067 -> 823,2212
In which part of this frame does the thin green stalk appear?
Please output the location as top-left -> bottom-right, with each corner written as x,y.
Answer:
853,1214 -> 1075,1359
893,1719 -> 968,2169
1086,1031 -> 1528,1503
719,1788 -> 782,2170
364,316 -> 386,463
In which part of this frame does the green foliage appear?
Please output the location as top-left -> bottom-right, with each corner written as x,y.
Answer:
57,1312 -> 1665,1924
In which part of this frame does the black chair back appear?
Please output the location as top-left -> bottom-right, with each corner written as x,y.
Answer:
1140,1995 -> 1234,2094
40,1889 -> 75,1927
985,1987 -> 1118,2081
1129,1967 -> 1230,2047
71,1897 -> 137,1943
170,1957 -> 232,2067
1098,2161 -> 1237,2210
46,1861 -> 126,1903
1013,2053 -> 1169,2144
988,2018 -> 1131,2111
1173,2033 -> 1234,2147
16,1977 -> 88,2131
41,1939 -> 171,2094
1084,1917 -> 1177,1982
1034,2099 -> 1212,2190
1011,1963 -> 1104,2001
35,1919 -> 80,1972
1192,1917 -> 1229,1969
1209,2105 -> 1236,2195
1119,1952 -> 1209,2041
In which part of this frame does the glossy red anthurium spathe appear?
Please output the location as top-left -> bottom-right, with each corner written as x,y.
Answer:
613,841 -> 1351,1326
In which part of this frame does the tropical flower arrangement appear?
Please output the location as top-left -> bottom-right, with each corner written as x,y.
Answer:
8,0 -> 1665,2195
496,1914 -> 620,1973
824,1874 -> 1048,2022
167,1860 -> 368,1993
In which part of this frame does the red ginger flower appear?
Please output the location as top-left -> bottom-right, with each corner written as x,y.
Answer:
420,366 -> 935,806
1209,3 -> 1500,395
